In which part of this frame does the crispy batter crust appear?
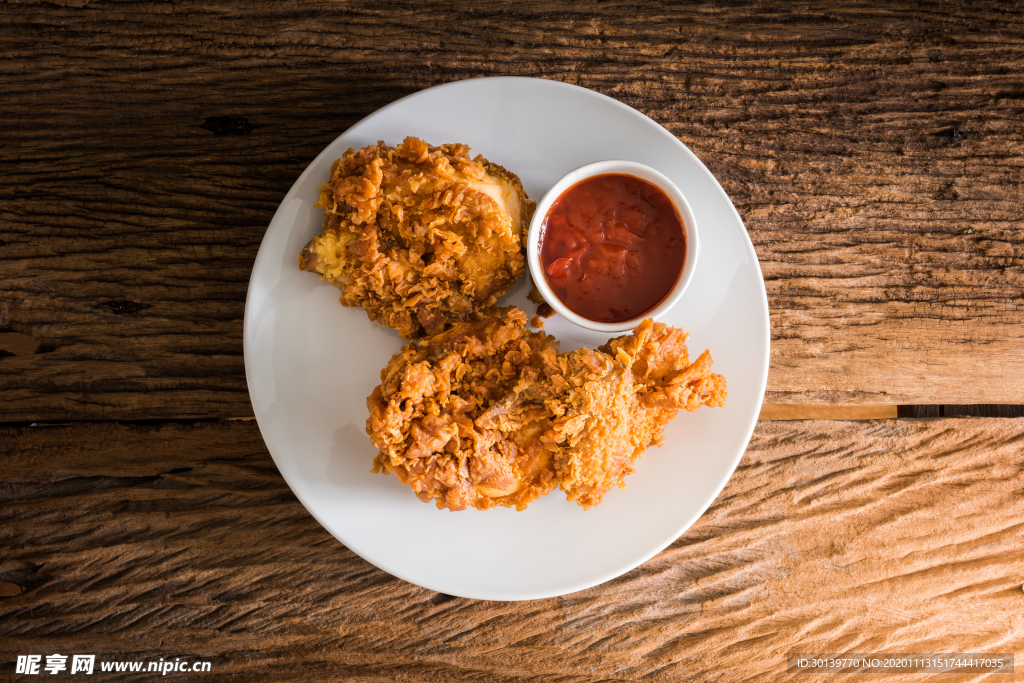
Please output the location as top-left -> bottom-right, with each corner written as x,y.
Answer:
367,307 -> 559,511
367,307 -> 728,511
302,137 -> 534,338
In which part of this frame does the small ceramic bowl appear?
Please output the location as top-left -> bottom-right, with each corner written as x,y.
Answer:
526,160 -> 699,333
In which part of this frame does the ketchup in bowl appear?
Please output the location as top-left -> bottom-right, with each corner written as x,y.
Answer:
539,174 -> 686,324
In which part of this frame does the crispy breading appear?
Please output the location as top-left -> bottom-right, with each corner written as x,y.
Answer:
366,307 -> 560,511
301,137 -> 534,338
366,307 -> 727,511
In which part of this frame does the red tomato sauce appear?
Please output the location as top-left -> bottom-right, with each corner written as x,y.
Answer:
540,174 -> 686,323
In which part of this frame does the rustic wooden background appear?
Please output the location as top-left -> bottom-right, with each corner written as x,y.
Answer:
3,0 -> 1024,420
3,419 -> 1021,681
2,1 -> 1023,680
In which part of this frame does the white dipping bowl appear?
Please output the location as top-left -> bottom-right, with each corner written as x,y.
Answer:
526,160 -> 700,333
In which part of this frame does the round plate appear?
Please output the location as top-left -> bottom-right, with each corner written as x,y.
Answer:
243,77 -> 770,601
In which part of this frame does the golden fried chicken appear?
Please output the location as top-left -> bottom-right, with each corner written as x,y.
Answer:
301,137 -> 534,338
552,321 -> 727,508
367,307 -> 560,511
366,307 -> 726,511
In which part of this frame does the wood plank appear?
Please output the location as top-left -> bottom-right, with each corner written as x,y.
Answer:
759,404 -> 897,420
1,418 -> 1020,681
899,404 -> 1024,418
2,2 -> 1024,420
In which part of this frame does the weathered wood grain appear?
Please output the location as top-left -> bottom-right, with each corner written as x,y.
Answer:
900,403 -> 1024,418
768,404 -> 1024,419
1,418 -> 1020,681
2,1 -> 1023,421
759,404 -> 897,420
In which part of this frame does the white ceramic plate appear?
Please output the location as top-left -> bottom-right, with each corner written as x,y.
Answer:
244,77 -> 770,601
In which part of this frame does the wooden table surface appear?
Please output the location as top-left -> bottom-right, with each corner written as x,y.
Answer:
2,2 -> 1022,680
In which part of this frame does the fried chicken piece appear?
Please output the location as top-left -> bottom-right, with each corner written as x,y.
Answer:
367,307 -> 560,511
301,137 -> 534,338
366,307 -> 727,511
550,320 -> 727,508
